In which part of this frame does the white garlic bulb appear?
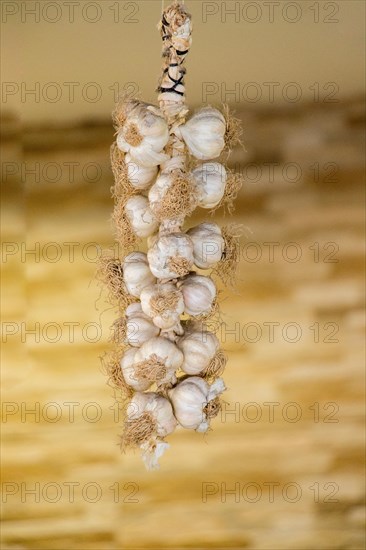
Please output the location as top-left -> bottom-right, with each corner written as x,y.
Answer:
117,102 -> 169,167
147,233 -> 194,280
125,195 -> 159,238
187,223 -> 225,269
133,336 -> 183,387
148,172 -> 172,214
125,153 -> 158,190
178,107 -> 226,160
177,330 -> 219,375
127,391 -> 177,469
179,274 -> 217,316
140,283 -> 184,330
126,305 -> 160,348
120,348 -> 151,392
192,163 -> 227,209
123,252 -> 156,298
169,376 -> 226,432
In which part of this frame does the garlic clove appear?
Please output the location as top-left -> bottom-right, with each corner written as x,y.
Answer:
178,273 -> 217,317
187,222 -> 225,269
192,162 -> 227,209
147,233 -> 194,280
123,252 -> 156,298
126,314 -> 160,347
125,153 -> 158,190
125,196 -> 159,238
178,107 -> 226,160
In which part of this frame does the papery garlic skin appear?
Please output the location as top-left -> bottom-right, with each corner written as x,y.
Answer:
179,274 -> 217,316
192,163 -> 227,209
134,336 -> 183,386
126,309 -> 160,348
125,196 -> 159,238
140,283 -> 184,330
117,102 -> 169,167
120,348 -> 151,392
123,252 -> 156,298
187,223 -> 225,269
147,233 -> 194,280
178,330 -> 219,375
125,153 -> 158,190
169,376 -> 226,432
178,107 -> 226,160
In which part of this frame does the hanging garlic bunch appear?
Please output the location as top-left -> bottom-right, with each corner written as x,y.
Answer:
102,0 -> 243,470
116,101 -> 169,167
187,222 -> 225,269
169,377 -> 226,432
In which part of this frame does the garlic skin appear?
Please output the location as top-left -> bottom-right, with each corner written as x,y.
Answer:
178,107 -> 226,160
134,336 -> 184,386
123,252 -> 156,298
140,283 -> 184,330
192,163 -> 227,209
125,196 -> 159,238
147,233 -> 194,280
179,274 -> 217,316
117,102 -> 169,167
125,153 -> 158,190
187,223 -> 225,269
120,348 -> 151,392
126,307 -> 160,348
177,330 -> 219,375
169,376 -> 226,432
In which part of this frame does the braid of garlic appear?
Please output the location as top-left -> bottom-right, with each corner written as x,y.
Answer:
157,0 -> 192,235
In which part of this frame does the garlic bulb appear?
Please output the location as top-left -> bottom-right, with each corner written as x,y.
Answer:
178,107 -> 226,160
133,336 -> 183,387
192,163 -> 227,209
187,223 -> 224,269
126,391 -> 177,469
169,376 -> 226,432
148,172 -> 172,213
123,252 -> 156,298
125,196 -> 159,238
147,233 -> 194,279
140,283 -> 184,330
126,305 -> 160,347
177,330 -> 219,375
125,153 -> 158,190
179,274 -> 217,316
120,348 -> 151,392
117,102 -> 169,167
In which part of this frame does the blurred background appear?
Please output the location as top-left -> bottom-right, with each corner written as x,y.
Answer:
1,1 -> 365,549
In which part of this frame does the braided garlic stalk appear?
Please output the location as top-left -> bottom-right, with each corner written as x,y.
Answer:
100,0 -> 243,470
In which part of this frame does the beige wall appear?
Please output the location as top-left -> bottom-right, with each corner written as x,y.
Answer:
1,0 -> 365,123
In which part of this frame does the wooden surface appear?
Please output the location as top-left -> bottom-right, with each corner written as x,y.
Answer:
1,100 -> 365,549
